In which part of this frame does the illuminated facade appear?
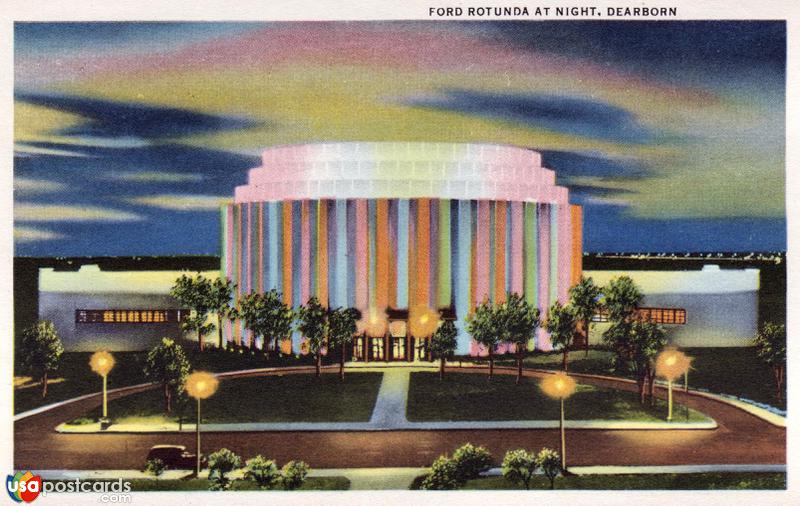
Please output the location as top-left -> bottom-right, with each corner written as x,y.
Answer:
222,142 -> 583,359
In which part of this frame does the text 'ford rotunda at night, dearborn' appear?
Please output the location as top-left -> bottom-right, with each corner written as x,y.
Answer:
222,142 -> 583,361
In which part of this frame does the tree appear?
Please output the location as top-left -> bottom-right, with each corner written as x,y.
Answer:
501,449 -> 537,490
20,320 -> 63,398
602,275 -> 643,322
207,278 -> 235,349
753,322 -> 786,403
569,277 -> 601,356
452,443 -> 492,481
143,337 -> 190,414
244,455 -> 280,490
536,448 -> 561,489
501,293 -> 541,385
603,320 -> 666,404
466,300 -> 502,380
208,448 -> 242,491
170,274 -> 215,351
327,307 -> 360,380
429,320 -> 458,380
238,289 -> 294,355
297,296 -> 328,378
420,455 -> 461,490
544,301 -> 577,372
280,460 -> 309,490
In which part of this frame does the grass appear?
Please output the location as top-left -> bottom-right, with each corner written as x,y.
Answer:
492,346 -> 786,410
407,372 -> 708,422
14,347 -> 324,415
47,477 -> 350,491
454,472 -> 785,490
68,372 -> 383,425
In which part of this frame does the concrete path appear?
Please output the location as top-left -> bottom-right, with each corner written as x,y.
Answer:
369,369 -> 411,427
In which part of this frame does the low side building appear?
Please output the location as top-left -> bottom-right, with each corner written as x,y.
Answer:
584,265 -> 760,347
38,264 -> 219,351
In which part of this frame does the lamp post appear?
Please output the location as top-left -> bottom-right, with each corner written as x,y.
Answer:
185,371 -> 219,476
540,371 -> 577,471
655,347 -> 692,422
408,305 -> 440,361
89,351 -> 115,429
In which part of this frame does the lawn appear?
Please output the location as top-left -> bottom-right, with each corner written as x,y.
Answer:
406,372 -> 708,422
14,347 -> 324,414
47,477 -> 350,491
492,346 -> 786,410
68,372 -> 383,425
453,472 -> 785,490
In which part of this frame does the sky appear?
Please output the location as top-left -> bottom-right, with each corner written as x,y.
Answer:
13,21 -> 786,256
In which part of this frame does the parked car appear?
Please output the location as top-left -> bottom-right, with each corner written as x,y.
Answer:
146,445 -> 206,470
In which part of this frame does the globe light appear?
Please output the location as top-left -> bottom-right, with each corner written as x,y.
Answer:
408,305 -> 440,338
186,371 -> 219,400
89,351 -> 115,377
540,371 -> 577,400
357,307 -> 388,338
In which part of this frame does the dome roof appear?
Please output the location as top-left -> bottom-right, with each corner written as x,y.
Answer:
234,142 -> 569,203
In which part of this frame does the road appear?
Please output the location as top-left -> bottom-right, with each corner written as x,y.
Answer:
14,366 -> 785,470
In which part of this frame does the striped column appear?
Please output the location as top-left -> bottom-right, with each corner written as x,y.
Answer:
416,198 -> 431,308
493,201 -> 507,303
570,204 -> 583,286
375,199 -> 390,309
355,199 -> 369,310
396,199 -> 410,309
317,200 -> 329,307
334,199 -> 348,308
437,199 -> 452,309
455,200 -> 472,355
537,204 -> 552,351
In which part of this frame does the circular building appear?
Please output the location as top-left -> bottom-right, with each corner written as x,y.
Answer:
222,142 -> 582,361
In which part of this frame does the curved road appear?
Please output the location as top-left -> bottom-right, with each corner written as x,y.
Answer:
14,366 -> 785,470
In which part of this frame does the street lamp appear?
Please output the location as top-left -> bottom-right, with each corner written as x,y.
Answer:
185,371 -> 219,476
655,347 -> 692,422
89,351 -> 115,429
408,306 -> 440,361
540,371 -> 577,471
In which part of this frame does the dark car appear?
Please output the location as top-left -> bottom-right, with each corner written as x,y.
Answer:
146,445 -> 206,470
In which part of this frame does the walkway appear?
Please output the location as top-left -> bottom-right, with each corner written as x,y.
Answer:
369,368 -> 411,427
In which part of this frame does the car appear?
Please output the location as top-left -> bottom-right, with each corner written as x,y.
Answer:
146,445 -> 206,470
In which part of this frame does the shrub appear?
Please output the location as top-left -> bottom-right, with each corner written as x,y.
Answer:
420,455 -> 461,490
536,448 -> 561,489
501,449 -> 537,490
280,460 -> 310,490
144,458 -> 166,477
244,455 -> 280,490
208,448 -> 242,490
452,443 -> 492,481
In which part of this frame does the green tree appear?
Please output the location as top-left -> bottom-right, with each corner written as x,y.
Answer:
753,322 -> 786,403
170,274 -> 215,351
280,460 -> 310,490
429,320 -> 458,380
466,300 -> 502,380
545,301 -> 577,372
420,455 -> 461,490
208,448 -> 242,491
20,320 -> 64,398
536,448 -> 561,489
238,289 -> 294,355
243,455 -> 280,489
603,275 -> 643,322
569,276 -> 602,356
501,449 -> 537,490
452,443 -> 492,481
500,293 -> 541,385
604,320 -> 666,404
327,307 -> 360,380
207,278 -> 235,349
297,296 -> 328,378
143,337 -> 190,414
638,322 -> 668,404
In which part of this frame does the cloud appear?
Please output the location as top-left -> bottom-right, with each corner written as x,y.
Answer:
14,178 -> 67,195
15,204 -> 142,222
408,89 -> 658,144
14,226 -> 66,243
128,194 -> 231,211
14,143 -> 92,158
110,171 -> 205,183
14,92 -> 263,140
